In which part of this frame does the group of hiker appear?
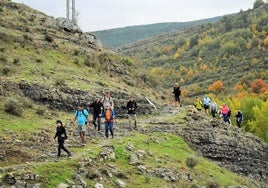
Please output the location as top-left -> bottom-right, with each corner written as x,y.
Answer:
53,91 -> 138,161
173,83 -> 243,128
193,96 -> 243,127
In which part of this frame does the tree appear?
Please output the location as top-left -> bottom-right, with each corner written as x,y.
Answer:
208,80 -> 224,93
249,100 -> 268,142
253,0 -> 264,9
251,79 -> 267,93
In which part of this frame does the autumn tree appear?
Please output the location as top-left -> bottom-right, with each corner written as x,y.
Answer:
208,80 -> 224,93
251,79 -> 267,93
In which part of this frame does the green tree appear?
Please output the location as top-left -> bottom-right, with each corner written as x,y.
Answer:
253,0 -> 264,9
249,100 -> 268,142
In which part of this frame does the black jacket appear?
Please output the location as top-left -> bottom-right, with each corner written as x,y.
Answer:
89,101 -> 104,116
54,125 -> 67,142
127,100 -> 137,114
173,87 -> 181,96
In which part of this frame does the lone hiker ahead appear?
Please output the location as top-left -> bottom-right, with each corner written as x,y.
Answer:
127,96 -> 138,129
173,83 -> 181,107
73,104 -> 89,146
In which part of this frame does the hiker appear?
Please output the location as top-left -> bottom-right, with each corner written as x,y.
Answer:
127,96 -> 138,129
89,98 -> 104,131
203,96 -> 211,115
173,83 -> 181,107
73,104 -> 89,146
220,104 -> 230,123
54,120 -> 71,162
193,97 -> 202,111
102,91 -> 114,109
211,101 -> 217,117
235,110 -> 243,128
227,108 -> 232,124
103,105 -> 116,139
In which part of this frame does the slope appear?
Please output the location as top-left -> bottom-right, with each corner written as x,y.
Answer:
92,17 -> 221,48
117,4 -> 268,98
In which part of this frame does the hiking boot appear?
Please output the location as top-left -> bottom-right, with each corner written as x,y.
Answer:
55,156 -> 60,162
67,153 -> 72,158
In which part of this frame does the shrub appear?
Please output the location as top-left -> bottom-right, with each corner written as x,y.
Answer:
206,181 -> 220,188
13,58 -> 20,65
55,77 -> 66,86
2,66 -> 11,75
186,155 -> 200,169
0,54 -> 8,63
73,58 -> 79,65
84,59 -> 96,67
45,34 -> 54,43
36,107 -> 45,115
5,97 -> 23,116
36,58 -> 42,63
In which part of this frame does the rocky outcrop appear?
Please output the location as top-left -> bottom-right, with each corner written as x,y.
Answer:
144,106 -> 268,183
0,80 -> 156,115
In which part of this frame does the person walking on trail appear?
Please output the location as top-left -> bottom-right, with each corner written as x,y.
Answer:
102,91 -> 114,109
203,96 -> 211,115
127,96 -> 138,129
73,104 -> 89,146
211,101 -> 217,117
220,103 -> 230,123
54,120 -> 71,162
235,110 -> 243,128
173,83 -> 181,107
89,98 -> 104,131
103,105 -> 116,139
193,97 -> 202,111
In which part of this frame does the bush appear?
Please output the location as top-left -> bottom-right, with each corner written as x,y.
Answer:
45,34 -> 54,43
13,58 -> 20,65
36,107 -> 45,115
5,97 -> 23,116
206,181 -> 220,188
2,66 -> 11,75
186,155 -> 200,169
55,77 -> 66,86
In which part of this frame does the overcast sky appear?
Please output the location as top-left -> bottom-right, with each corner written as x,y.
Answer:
12,0 -> 256,32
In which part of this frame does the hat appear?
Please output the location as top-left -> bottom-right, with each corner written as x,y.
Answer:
56,120 -> 63,125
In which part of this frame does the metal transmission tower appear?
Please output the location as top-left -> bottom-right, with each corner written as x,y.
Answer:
66,0 -> 76,24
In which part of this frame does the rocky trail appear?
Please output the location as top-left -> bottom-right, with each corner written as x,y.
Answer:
1,105 -> 268,187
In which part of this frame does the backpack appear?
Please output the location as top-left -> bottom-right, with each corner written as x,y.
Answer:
75,109 -> 88,124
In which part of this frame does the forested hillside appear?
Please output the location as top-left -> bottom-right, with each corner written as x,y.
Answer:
118,2 -> 268,142
92,17 -> 221,48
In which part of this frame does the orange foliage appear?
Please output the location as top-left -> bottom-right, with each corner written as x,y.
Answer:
234,83 -> 244,91
181,89 -> 188,97
187,70 -> 194,78
208,80 -> 224,93
251,79 -> 267,94
201,64 -> 208,71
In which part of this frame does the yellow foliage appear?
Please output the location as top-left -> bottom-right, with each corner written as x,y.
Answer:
251,24 -> 257,33
201,64 -> 208,71
173,52 -> 180,60
246,42 -> 252,50
187,70 -> 194,78
264,36 -> 268,46
197,57 -> 203,62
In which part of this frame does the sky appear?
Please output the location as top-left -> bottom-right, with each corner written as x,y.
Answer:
12,0 -> 256,32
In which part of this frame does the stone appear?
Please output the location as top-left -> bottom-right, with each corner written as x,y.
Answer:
94,183 -> 104,188
115,179 -> 126,188
56,183 -> 69,188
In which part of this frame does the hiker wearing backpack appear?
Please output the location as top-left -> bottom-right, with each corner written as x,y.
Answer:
173,83 -> 181,107
103,105 -> 116,139
220,104 -> 230,123
127,96 -> 138,129
235,110 -> 243,128
193,97 -> 202,111
102,91 -> 114,109
54,120 -> 71,162
73,104 -> 89,146
203,96 -> 211,115
211,101 -> 217,117
89,98 -> 104,131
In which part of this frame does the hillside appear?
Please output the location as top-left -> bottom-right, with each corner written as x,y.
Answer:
92,17 -> 221,48
117,3 -> 268,98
